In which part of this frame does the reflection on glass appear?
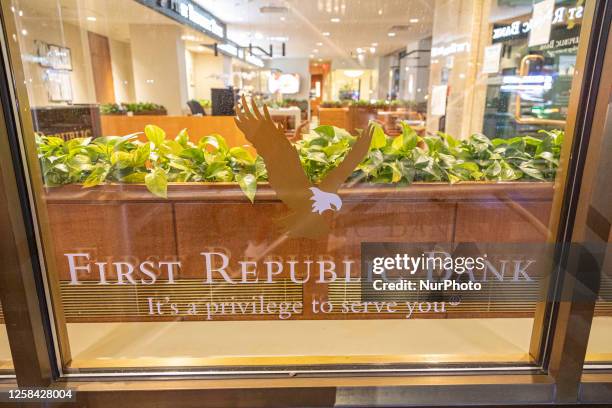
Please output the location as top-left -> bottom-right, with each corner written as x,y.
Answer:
584,101 -> 612,364
5,0 -> 587,371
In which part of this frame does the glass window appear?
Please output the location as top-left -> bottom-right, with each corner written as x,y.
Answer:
3,0 -> 590,374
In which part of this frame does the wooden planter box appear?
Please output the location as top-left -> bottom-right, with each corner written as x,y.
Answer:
318,106 -> 380,134
40,182 -> 564,322
349,106 -> 379,132
318,107 -> 350,130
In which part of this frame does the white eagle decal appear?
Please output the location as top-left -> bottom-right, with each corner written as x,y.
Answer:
309,187 -> 342,214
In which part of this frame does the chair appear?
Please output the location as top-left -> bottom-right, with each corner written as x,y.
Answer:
187,100 -> 205,116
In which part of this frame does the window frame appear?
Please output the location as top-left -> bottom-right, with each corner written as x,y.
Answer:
0,0 -> 610,404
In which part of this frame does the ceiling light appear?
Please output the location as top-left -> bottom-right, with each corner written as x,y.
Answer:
316,42 -> 323,46
370,47 -> 376,53
388,32 -> 396,37
378,9 -> 383,15
87,16 -> 96,21
309,54 -> 314,58
313,49 -> 319,53
318,58 -> 323,62
21,29 -> 27,36
356,47 -> 364,54
371,42 -> 378,47
322,32 -> 331,36
254,32 -> 264,40
409,18 -> 419,23
280,16 -> 286,21
330,17 -> 340,23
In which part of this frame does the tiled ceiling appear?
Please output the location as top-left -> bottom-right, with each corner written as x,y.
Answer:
195,0 -> 434,59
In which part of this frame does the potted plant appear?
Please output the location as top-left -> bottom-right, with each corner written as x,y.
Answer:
319,101 -> 350,129
122,102 -> 167,116
99,103 -> 126,116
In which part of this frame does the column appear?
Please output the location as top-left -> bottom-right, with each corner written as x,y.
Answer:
129,24 -> 188,115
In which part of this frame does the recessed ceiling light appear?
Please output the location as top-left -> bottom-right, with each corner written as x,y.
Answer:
378,9 -> 383,15
318,58 -> 323,62
370,47 -> 376,53
388,32 -> 396,37
371,42 -> 378,47
322,32 -> 331,36
356,47 -> 364,54
316,42 -> 323,46
21,29 -> 27,35
330,17 -> 340,23
280,16 -> 286,21
309,54 -> 314,58
87,16 -> 96,21
409,18 -> 419,23
313,49 -> 319,53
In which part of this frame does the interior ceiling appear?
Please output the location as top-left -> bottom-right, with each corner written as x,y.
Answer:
20,0 -> 177,43
194,0 -> 434,59
21,0 -> 433,60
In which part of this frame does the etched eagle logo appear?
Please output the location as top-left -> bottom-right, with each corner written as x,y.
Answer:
235,97 -> 373,239
309,187 -> 342,214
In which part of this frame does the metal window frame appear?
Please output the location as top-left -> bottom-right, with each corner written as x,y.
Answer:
0,0 -> 611,405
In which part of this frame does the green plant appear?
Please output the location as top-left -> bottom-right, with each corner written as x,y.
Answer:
298,124 -> 562,184
99,103 -> 125,115
36,126 -> 265,201
320,101 -> 348,108
271,98 -> 309,112
122,102 -> 166,114
36,125 -> 562,202
198,99 -> 211,108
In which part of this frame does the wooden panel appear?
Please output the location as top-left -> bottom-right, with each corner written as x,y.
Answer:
88,31 -> 115,103
455,201 -> 552,242
42,182 -> 574,321
47,202 -> 176,281
100,115 -> 251,152
318,108 -> 349,130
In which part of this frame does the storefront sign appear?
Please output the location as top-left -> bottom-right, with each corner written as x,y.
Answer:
492,4 -> 583,42
431,42 -> 470,58
492,20 -> 531,41
152,0 -> 226,39
179,2 -> 225,38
